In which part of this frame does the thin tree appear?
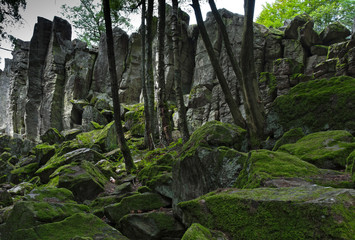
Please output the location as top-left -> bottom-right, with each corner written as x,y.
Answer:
102,0 -> 135,171
172,0 -> 190,142
146,0 -> 156,148
240,0 -> 265,144
157,0 -> 172,146
208,0 -> 265,145
191,0 -> 246,128
140,0 -> 154,150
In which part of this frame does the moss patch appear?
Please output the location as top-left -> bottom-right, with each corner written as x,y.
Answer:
178,186 -> 355,240
235,149 -> 320,189
272,127 -> 305,151
182,223 -> 228,240
271,76 -> 355,133
104,192 -> 170,225
12,213 -> 128,240
278,130 -> 355,169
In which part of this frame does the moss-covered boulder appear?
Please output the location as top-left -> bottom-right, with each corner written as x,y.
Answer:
266,76 -> 355,138
278,130 -> 355,169
0,192 -> 89,240
23,187 -> 76,203
49,161 -> 108,202
35,148 -> 104,183
118,210 -> 185,240
40,128 -> 64,145
180,120 -> 247,154
32,143 -> 56,165
173,146 -> 247,208
272,127 -> 305,151
178,186 -> 355,239
10,213 -> 128,240
104,192 -> 170,225
235,150 -> 320,189
9,162 -> 39,184
182,223 -> 228,240
89,193 -> 134,217
124,103 -> 145,137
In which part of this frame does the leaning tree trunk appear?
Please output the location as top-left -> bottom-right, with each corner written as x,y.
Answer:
157,0 -> 172,146
241,0 -> 265,145
140,0 -> 154,150
209,0 -> 264,147
102,0 -> 135,171
172,0 -> 190,142
146,0 -> 156,146
191,0 -> 246,128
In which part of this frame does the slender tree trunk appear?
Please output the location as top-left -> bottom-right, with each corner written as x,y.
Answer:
191,0 -> 246,128
241,0 -> 265,144
157,0 -> 172,146
209,0 -> 264,146
146,0 -> 156,146
172,0 -> 190,142
140,0 -> 154,150
102,0 -> 135,171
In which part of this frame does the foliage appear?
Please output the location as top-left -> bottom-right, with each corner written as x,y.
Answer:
61,0 -> 138,46
0,0 -> 26,39
256,0 -> 355,32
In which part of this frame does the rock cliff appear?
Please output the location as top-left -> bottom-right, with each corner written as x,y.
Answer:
0,9 -> 354,141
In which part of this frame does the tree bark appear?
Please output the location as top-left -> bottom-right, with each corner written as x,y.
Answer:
209,0 -> 264,146
146,0 -> 156,146
157,0 -> 172,146
172,0 -> 190,142
102,0 -> 135,171
140,0 -> 154,150
241,0 -> 265,144
191,0 -> 246,128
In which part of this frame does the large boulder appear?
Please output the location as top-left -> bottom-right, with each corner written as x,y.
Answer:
104,192 -> 170,226
35,148 -> 104,183
9,213 -> 128,240
49,161 -> 108,202
0,187 -> 89,240
118,210 -> 185,240
278,130 -> 355,170
266,76 -> 355,138
320,22 -> 351,45
173,121 -> 247,208
182,223 -> 228,240
178,186 -> 355,239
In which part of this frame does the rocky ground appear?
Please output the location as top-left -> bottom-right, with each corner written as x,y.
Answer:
1,75 -> 355,239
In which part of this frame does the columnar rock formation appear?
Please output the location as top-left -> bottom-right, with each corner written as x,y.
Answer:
0,9 -> 354,140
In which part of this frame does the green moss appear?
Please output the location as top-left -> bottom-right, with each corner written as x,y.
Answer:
272,76 -> 355,133
345,150 -> 355,180
178,186 -> 355,239
182,223 -> 227,240
23,187 -> 76,203
235,150 -> 320,189
104,192 -> 169,224
273,128 -> 305,151
180,121 -> 247,160
10,163 -> 39,183
278,130 -> 355,169
259,72 -> 277,96
12,213 -> 128,240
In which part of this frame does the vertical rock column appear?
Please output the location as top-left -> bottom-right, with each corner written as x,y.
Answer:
40,16 -> 72,134
25,17 -> 53,141
9,40 -> 30,136
0,60 -> 12,134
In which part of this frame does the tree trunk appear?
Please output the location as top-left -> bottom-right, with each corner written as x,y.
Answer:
146,0 -> 156,146
172,0 -> 190,142
191,0 -> 246,128
209,0 -> 265,147
157,0 -> 172,146
241,0 -> 265,145
140,0 -> 154,150
102,0 -> 135,171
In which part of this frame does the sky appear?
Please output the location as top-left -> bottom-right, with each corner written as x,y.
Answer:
0,0 -> 275,70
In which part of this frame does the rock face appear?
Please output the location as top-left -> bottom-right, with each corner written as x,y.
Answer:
0,10 -> 354,145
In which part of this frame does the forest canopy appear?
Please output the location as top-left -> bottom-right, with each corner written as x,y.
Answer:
256,0 -> 355,32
